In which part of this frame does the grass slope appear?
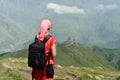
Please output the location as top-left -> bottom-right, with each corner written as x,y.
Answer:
56,40 -> 114,69
1,40 -> 120,79
0,40 -> 115,70
92,46 -> 120,70
0,57 -> 120,80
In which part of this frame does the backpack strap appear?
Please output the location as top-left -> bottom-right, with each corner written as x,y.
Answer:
47,50 -> 51,65
32,68 -> 34,80
42,35 -> 52,43
43,35 -> 52,65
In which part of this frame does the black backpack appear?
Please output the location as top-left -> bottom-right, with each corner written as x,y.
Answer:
28,35 -> 51,69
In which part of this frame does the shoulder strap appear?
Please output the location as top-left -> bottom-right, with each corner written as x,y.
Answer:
43,35 -> 52,65
47,50 -> 51,65
42,35 -> 52,43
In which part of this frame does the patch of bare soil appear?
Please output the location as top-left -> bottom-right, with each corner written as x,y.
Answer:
20,70 -> 32,80
3,62 -> 32,80
65,72 -> 82,80
3,62 -> 12,69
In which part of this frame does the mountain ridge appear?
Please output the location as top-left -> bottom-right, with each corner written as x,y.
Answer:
0,0 -> 120,53
0,14 -> 31,54
0,39 -> 116,70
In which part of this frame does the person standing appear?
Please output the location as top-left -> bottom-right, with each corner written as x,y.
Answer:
33,19 -> 56,80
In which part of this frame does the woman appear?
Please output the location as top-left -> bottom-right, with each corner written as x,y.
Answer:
33,19 -> 56,80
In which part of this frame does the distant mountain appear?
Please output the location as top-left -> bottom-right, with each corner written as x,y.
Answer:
92,46 -> 120,70
0,15 -> 31,54
98,40 -> 120,49
0,0 -> 120,53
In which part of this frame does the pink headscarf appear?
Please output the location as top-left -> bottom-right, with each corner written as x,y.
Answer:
37,19 -> 52,41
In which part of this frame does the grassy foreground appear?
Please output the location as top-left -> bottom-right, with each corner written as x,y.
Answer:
0,57 -> 120,80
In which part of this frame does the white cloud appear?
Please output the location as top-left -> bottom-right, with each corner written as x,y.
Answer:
106,4 -> 118,9
96,4 -> 118,10
47,3 -> 85,14
96,4 -> 104,10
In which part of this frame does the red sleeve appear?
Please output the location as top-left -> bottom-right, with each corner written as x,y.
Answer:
50,36 -> 56,47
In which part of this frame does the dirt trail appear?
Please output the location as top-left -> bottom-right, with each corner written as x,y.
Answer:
3,62 -> 84,80
3,62 -> 12,69
2,62 -> 31,80
20,70 -> 31,80
65,72 -> 82,80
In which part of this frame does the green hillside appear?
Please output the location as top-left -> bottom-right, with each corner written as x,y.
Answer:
1,40 -> 120,80
92,46 -> 120,70
1,39 -> 120,71
0,39 -> 115,70
56,40 -> 114,69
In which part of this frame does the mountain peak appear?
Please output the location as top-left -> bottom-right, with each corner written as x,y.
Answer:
0,14 -> 29,54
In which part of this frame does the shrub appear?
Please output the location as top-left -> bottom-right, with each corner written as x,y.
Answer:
116,76 -> 120,80
4,68 -> 23,80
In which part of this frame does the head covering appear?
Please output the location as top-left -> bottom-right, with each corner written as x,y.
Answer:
37,19 -> 52,41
